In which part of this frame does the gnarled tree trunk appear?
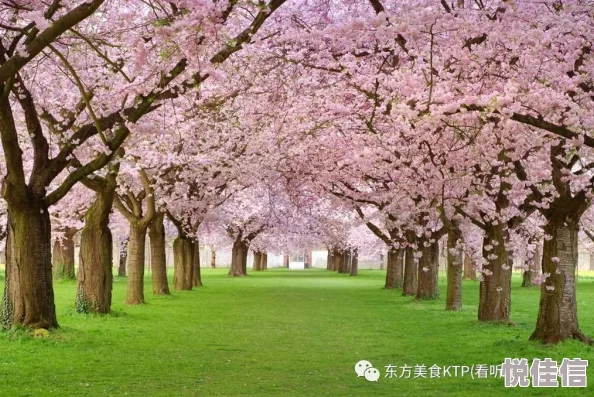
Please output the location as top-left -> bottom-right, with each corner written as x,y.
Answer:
402,247 -> 417,296
77,186 -> 115,314
2,198 -> 58,329
446,225 -> 463,311
126,223 -> 147,304
52,228 -> 76,280
385,248 -> 404,289
149,213 -> 169,295
416,241 -> 439,300
173,235 -> 193,291
478,224 -> 511,322
530,218 -> 591,344
192,241 -> 202,287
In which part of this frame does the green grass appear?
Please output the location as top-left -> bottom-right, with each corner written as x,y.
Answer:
0,269 -> 593,396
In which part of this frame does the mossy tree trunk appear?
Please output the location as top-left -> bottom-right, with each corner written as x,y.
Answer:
52,227 -> 77,280
77,175 -> 117,314
149,213 -> 170,295
2,197 -> 58,329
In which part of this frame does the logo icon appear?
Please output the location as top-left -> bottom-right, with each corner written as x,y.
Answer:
355,360 -> 380,382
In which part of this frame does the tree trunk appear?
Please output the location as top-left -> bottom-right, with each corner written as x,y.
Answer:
521,267 -> 532,287
77,187 -> 115,314
283,253 -> 289,268
379,253 -> 385,270
478,224 -> 511,322
2,199 -> 58,329
530,218 -> 592,344
148,214 -> 169,295
173,236 -> 193,290
402,246 -> 417,296
416,241 -> 439,300
211,249 -> 216,269
52,229 -> 76,280
229,238 -> 248,276
350,249 -> 359,276
385,248 -> 404,289
326,250 -> 333,270
446,225 -> 463,311
253,251 -> 262,271
262,253 -> 268,270
338,250 -> 350,273
463,253 -> 476,280
590,252 -> 594,271
192,241 -> 202,287
118,239 -> 127,277
333,250 -> 343,272
126,223 -> 147,304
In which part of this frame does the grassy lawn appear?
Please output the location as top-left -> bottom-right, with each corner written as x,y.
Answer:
0,268 -> 593,396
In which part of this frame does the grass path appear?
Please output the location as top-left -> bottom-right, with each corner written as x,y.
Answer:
1,269 -> 593,396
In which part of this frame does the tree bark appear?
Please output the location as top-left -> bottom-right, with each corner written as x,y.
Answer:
402,246 -> 417,296
210,249 -> 216,269
77,187 -> 115,314
416,241 -> 440,300
52,228 -> 76,280
229,238 -> 248,276
261,252 -> 268,270
446,225 -> 463,310
2,199 -> 58,329
350,249 -> 359,276
326,250 -> 333,270
192,241 -> 202,287
338,250 -> 350,273
463,253 -> 476,280
530,218 -> 592,344
478,224 -> 511,322
126,223 -> 147,304
590,252 -> 594,271
385,248 -> 404,289
148,213 -> 170,295
253,251 -> 263,271
173,236 -> 193,291
118,239 -> 127,277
